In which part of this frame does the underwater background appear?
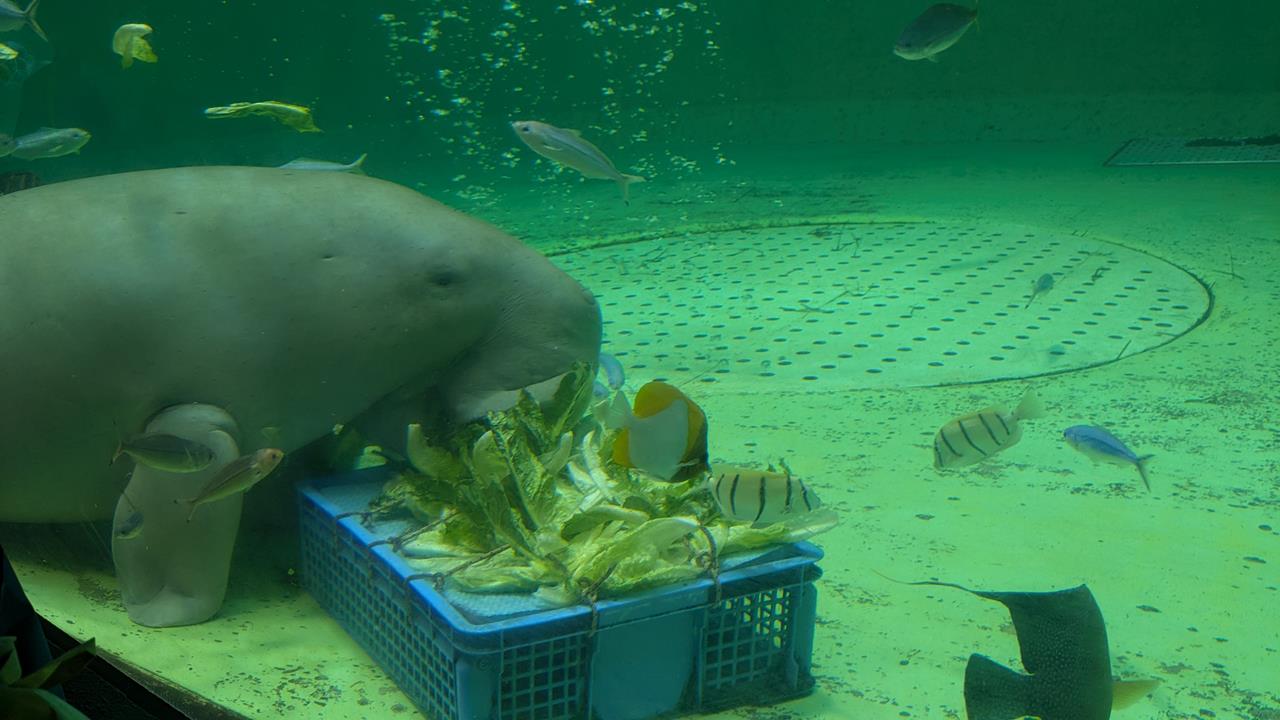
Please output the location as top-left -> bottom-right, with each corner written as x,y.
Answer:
2,1 -> 1278,719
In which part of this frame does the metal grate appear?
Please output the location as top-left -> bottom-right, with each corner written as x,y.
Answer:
1105,136 -> 1280,166
556,222 -> 1210,390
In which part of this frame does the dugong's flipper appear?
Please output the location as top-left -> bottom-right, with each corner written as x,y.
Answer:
111,403 -> 243,627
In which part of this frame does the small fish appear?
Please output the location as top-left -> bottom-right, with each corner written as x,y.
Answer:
598,352 -> 625,390
277,153 -> 367,173
111,23 -> 157,69
0,39 -> 46,87
0,0 -> 47,43
114,508 -> 144,541
894,3 -> 978,62
1063,425 -> 1152,491
709,463 -> 821,526
1025,272 -> 1055,308
0,132 -> 14,158
113,432 -> 217,473
0,169 -> 40,195
10,127 -> 91,160
177,448 -> 285,521
933,389 -> 1045,470
611,381 -> 709,482
205,101 -> 321,133
511,120 -> 645,203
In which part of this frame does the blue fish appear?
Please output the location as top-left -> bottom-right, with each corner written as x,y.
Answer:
598,352 -> 625,390
1063,425 -> 1152,491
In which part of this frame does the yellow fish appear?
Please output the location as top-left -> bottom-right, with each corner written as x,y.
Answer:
0,41 -> 18,61
112,23 -> 157,68
204,101 -> 321,133
611,380 -> 708,482
709,464 -> 821,526
933,389 -> 1045,470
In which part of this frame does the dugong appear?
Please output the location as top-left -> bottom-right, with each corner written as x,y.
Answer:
0,167 -> 602,625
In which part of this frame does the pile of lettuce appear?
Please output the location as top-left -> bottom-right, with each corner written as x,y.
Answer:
360,362 -> 836,606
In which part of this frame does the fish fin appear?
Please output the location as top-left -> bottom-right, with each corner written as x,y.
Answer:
1112,678 -> 1159,709
174,498 -> 197,522
564,128 -> 582,136
1135,455 -> 1154,491
24,0 -> 47,43
351,152 -> 368,174
963,654 -> 1033,720
1012,389 -> 1045,421
121,54 -> 133,69
926,54 -> 939,63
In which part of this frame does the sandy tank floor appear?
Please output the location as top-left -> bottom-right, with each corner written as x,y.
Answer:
4,140 -> 1277,719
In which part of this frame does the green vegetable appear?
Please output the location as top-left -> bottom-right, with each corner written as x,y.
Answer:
372,361 -> 836,604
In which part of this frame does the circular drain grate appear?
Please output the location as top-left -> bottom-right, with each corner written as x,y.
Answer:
554,221 -> 1210,390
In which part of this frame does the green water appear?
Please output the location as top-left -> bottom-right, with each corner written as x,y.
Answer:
2,2 -> 1278,719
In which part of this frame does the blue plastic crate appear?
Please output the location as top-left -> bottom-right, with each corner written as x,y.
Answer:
298,470 -> 823,720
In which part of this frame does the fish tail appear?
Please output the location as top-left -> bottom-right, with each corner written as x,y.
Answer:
24,0 -> 47,42
963,654 -> 1033,720
1012,388 -> 1046,421
617,174 -> 645,205
174,497 -> 197,522
1135,455 -> 1154,491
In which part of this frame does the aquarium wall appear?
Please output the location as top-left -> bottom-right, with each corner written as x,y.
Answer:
8,0 -> 1278,191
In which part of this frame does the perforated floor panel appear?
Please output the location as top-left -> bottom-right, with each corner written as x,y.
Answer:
556,221 -> 1210,391
1104,136 -> 1280,166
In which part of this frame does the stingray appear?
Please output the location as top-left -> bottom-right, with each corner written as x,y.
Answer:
904,581 -> 1115,720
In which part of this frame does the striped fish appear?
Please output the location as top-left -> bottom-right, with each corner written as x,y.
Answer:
709,464 -> 822,526
933,389 -> 1045,470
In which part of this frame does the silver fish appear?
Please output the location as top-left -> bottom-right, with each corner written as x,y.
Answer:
1025,272 -> 1055,308
511,120 -> 645,203
0,132 -> 14,158
114,509 -> 144,541
11,127 -> 91,160
113,432 -> 217,473
278,152 -> 367,174
178,448 -> 284,521
894,3 -> 978,62
0,0 -> 46,42
1063,425 -> 1152,491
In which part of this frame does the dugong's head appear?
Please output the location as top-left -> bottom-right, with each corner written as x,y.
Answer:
440,235 -> 603,421
348,175 -> 603,423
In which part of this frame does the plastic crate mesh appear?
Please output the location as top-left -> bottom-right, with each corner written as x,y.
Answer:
704,586 -> 796,692
500,636 -> 589,720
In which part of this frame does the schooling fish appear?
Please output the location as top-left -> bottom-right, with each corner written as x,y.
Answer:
178,448 -> 284,521
611,381 -> 709,482
933,389 -> 1045,470
0,0 -> 47,43
894,3 -> 978,62
278,153 -> 367,173
112,432 -> 217,473
511,120 -> 645,204
1063,425 -> 1153,491
112,23 -> 157,69
709,463 -> 822,526
11,127 -> 92,160
1025,272 -> 1055,309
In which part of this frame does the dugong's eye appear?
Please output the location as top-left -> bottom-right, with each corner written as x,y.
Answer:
519,125 -> 532,133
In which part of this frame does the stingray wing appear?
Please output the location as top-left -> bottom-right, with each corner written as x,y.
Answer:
975,584 -> 1108,677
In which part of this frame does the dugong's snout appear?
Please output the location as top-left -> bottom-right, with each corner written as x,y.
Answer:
445,259 -> 603,421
